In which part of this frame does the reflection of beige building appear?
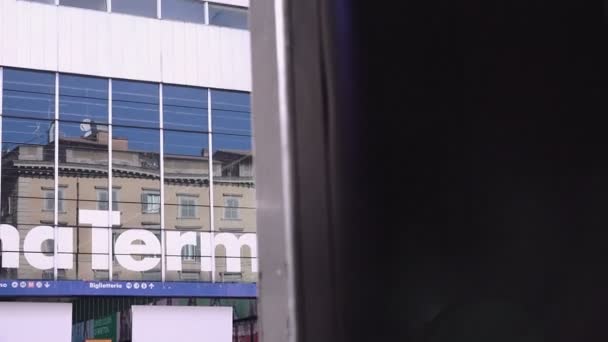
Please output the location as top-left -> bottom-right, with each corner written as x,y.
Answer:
0,129 -> 256,283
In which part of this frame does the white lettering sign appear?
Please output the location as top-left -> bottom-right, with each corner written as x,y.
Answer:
0,210 -> 258,273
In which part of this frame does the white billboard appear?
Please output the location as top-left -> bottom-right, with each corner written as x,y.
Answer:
0,302 -> 72,342
132,305 -> 233,342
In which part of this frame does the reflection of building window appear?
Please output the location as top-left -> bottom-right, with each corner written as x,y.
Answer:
223,196 -> 240,220
179,271 -> 201,281
43,270 -> 66,280
6,194 -> 16,217
97,189 -> 119,211
182,244 -> 197,261
221,272 -> 243,282
178,196 -> 197,218
141,192 -> 160,214
43,189 -> 65,212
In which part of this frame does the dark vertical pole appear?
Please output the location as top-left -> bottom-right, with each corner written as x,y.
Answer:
250,320 -> 254,342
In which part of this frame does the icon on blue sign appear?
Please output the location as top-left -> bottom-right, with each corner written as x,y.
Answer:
141,283 -> 147,289
36,281 -> 42,288
134,283 -> 140,289
126,282 -> 132,289
44,282 -> 50,288
11,282 -> 18,288
149,283 -> 155,289
19,281 -> 26,288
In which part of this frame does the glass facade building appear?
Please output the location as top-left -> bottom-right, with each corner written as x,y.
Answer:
0,67 -> 256,284
0,0 -> 254,338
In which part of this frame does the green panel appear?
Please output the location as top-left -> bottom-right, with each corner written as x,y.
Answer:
93,313 -> 117,342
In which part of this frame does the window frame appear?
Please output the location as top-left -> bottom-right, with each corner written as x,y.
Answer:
182,243 -> 197,262
178,195 -> 198,219
141,191 -> 161,214
43,188 -> 65,212
223,195 -> 240,220
97,188 -> 119,211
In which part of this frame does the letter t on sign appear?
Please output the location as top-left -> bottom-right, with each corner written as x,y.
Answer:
79,209 -> 121,270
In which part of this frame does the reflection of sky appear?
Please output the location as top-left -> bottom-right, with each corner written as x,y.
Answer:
2,69 -> 252,155
2,118 -> 52,150
209,4 -> 248,30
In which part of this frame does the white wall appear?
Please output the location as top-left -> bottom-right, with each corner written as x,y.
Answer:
132,305 -> 233,342
0,302 -> 72,342
0,0 -> 251,91
212,0 -> 248,7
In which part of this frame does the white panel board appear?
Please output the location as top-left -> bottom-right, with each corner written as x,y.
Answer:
211,0 -> 249,8
132,305 -> 232,342
0,302 -> 72,342
0,0 -> 251,91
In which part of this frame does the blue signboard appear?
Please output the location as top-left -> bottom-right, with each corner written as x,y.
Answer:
0,280 -> 257,298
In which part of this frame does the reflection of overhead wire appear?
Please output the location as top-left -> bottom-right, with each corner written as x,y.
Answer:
4,124 -> 45,146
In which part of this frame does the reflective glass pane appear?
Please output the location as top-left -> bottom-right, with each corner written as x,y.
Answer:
2,69 -> 56,281
3,68 -> 55,120
161,0 -> 205,23
112,0 -> 157,18
211,90 -> 251,135
112,228 -> 162,281
163,85 -> 208,132
0,117 -> 56,246
164,229 -> 212,282
163,129 -> 210,278
211,89 -> 256,282
208,3 -> 248,30
59,74 -> 108,124
56,74 -> 111,281
214,232 -> 257,283
111,122 -> 161,279
60,0 -> 107,11
112,80 -> 159,129
112,124 -> 161,228
112,125 -> 160,153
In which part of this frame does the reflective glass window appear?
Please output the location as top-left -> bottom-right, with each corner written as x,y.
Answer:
211,90 -> 251,135
223,195 -> 239,219
111,74 -> 161,281
163,85 -> 208,132
182,243 -> 197,261
208,3 -> 248,30
210,90 -> 255,283
112,80 -> 159,129
97,188 -> 119,210
178,195 -> 197,218
3,68 -> 55,120
60,0 -> 107,11
43,188 -> 65,212
59,74 -> 108,124
142,191 -> 161,214
1,68 -> 56,281
58,74 -> 110,281
1,69 -> 257,284
112,0 -> 157,18
161,0 -> 205,23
